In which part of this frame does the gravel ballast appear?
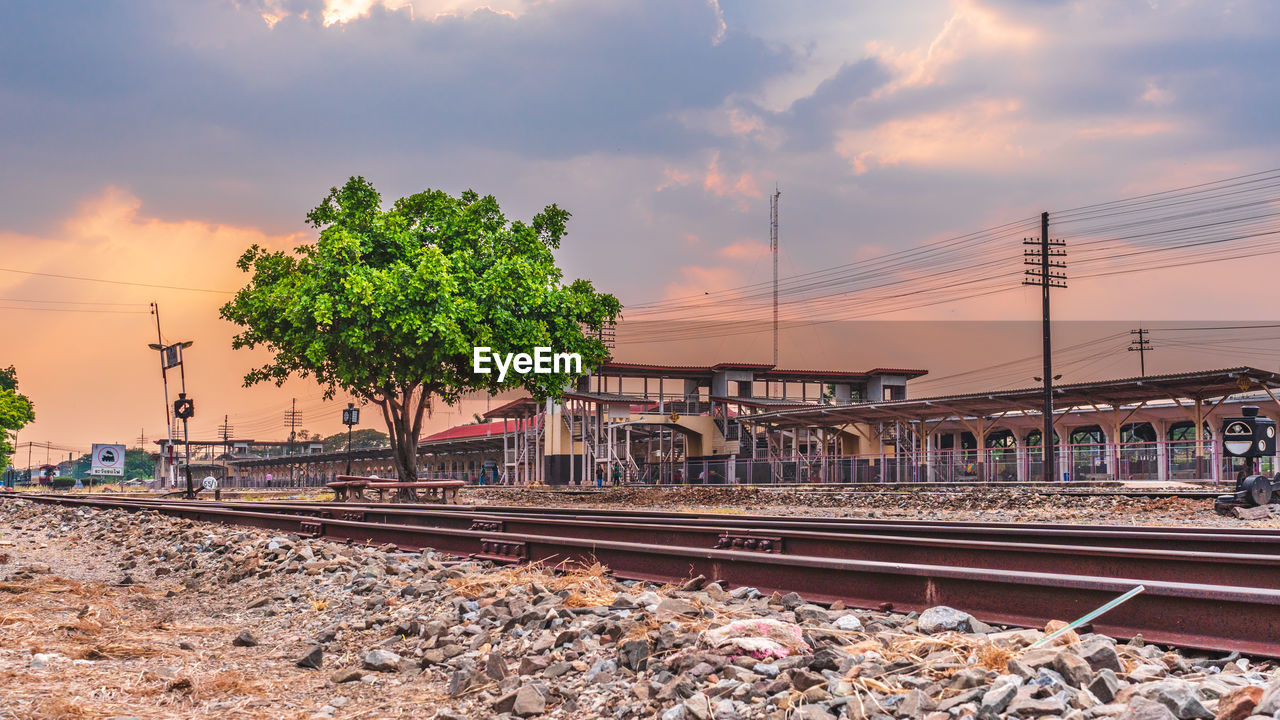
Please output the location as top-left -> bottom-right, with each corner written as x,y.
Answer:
1,498 -> 1277,720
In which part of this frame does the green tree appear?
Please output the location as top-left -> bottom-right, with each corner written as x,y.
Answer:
221,177 -> 620,481
320,428 -> 390,453
0,366 -> 35,468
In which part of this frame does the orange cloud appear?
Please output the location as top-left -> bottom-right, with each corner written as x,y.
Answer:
728,109 -> 764,136
654,265 -> 748,310
657,167 -> 693,192
0,187 -> 370,452
869,0 -> 1038,93
1074,120 -> 1177,140
835,98 -> 1025,172
718,240 -> 771,260
703,152 -> 763,206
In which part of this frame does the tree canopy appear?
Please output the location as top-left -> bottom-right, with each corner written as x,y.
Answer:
319,428 -> 390,453
220,177 -> 620,480
0,366 -> 35,468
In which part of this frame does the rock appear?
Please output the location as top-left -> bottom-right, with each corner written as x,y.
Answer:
793,604 -> 829,624
545,662 -> 573,678
979,682 -> 1017,718
246,595 -> 271,609
948,668 -> 991,690
1256,677 -> 1280,715
484,652 -> 507,681
330,668 -> 362,684
788,705 -> 832,720
989,628 -> 1044,648
1120,697 -> 1178,720
361,649 -> 401,673
1138,680 -> 1213,719
447,667 -> 474,696
753,663 -> 779,678
493,686 -> 546,717
938,686 -> 985,712
1214,685 -> 1263,720
661,706 -> 687,720
1007,694 -> 1067,716
519,655 -> 550,676
1089,669 -> 1123,704
789,669 -> 826,692
619,638 -> 650,671
1231,505 -> 1270,520
899,688 -> 937,716
232,631 -> 259,647
657,597 -> 700,616
712,698 -> 740,720
917,606 -> 974,634
832,614 -> 863,632
1054,650 -> 1094,688
683,693 -> 714,720
296,645 -> 323,670
778,592 -> 803,610
681,575 -> 707,591
1077,638 -> 1123,672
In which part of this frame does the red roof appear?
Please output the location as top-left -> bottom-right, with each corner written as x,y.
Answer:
419,419 -> 528,444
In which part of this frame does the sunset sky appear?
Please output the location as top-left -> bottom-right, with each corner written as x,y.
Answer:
4,0 -> 1280,461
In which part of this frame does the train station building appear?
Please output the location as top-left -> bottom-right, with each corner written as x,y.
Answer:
206,363 -> 1280,488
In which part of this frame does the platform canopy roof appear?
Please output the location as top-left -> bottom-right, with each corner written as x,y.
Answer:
594,361 -> 926,383
739,367 -> 1280,429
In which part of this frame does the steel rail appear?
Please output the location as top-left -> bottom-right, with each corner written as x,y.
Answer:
7,493 -> 1280,657
47,499 -> 1280,587
7,494 -> 1280,656
43,494 -> 1260,533
50,495 -> 1280,553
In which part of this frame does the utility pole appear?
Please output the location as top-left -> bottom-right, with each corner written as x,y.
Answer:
284,398 -> 301,486
1023,211 -> 1066,482
149,303 -> 173,487
218,415 -> 234,486
770,186 -> 780,366
1128,329 -> 1152,377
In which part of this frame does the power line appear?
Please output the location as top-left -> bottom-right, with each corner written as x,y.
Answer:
0,267 -> 233,294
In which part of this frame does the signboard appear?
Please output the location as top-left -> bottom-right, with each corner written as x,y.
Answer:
202,476 -> 218,490
163,344 -> 182,369
90,443 -> 126,476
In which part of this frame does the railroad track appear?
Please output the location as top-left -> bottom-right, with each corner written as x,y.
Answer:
4,493 -> 1279,656
463,484 -> 1222,499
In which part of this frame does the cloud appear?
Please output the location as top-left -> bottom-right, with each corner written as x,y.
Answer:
703,152 -> 762,206
0,186 -> 330,448
0,0 -> 790,232
718,240 -> 771,260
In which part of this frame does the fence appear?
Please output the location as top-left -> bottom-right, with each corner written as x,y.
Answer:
584,440 -> 1253,487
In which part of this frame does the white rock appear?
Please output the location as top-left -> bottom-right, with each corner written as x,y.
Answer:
833,614 -> 863,631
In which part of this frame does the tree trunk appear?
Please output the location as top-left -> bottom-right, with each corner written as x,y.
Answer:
377,387 -> 432,482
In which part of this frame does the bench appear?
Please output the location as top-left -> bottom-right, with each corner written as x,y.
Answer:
326,477 -> 371,502
367,479 -> 466,504
326,476 -> 465,504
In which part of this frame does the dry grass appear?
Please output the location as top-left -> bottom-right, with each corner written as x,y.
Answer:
445,558 -> 618,606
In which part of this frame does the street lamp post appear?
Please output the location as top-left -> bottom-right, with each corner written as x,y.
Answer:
341,403 -> 360,476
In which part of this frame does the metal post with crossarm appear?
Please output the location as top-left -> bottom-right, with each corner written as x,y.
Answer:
1023,212 -> 1066,482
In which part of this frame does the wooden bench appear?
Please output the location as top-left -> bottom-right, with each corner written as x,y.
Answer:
367,479 -> 466,504
326,477 -> 371,502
